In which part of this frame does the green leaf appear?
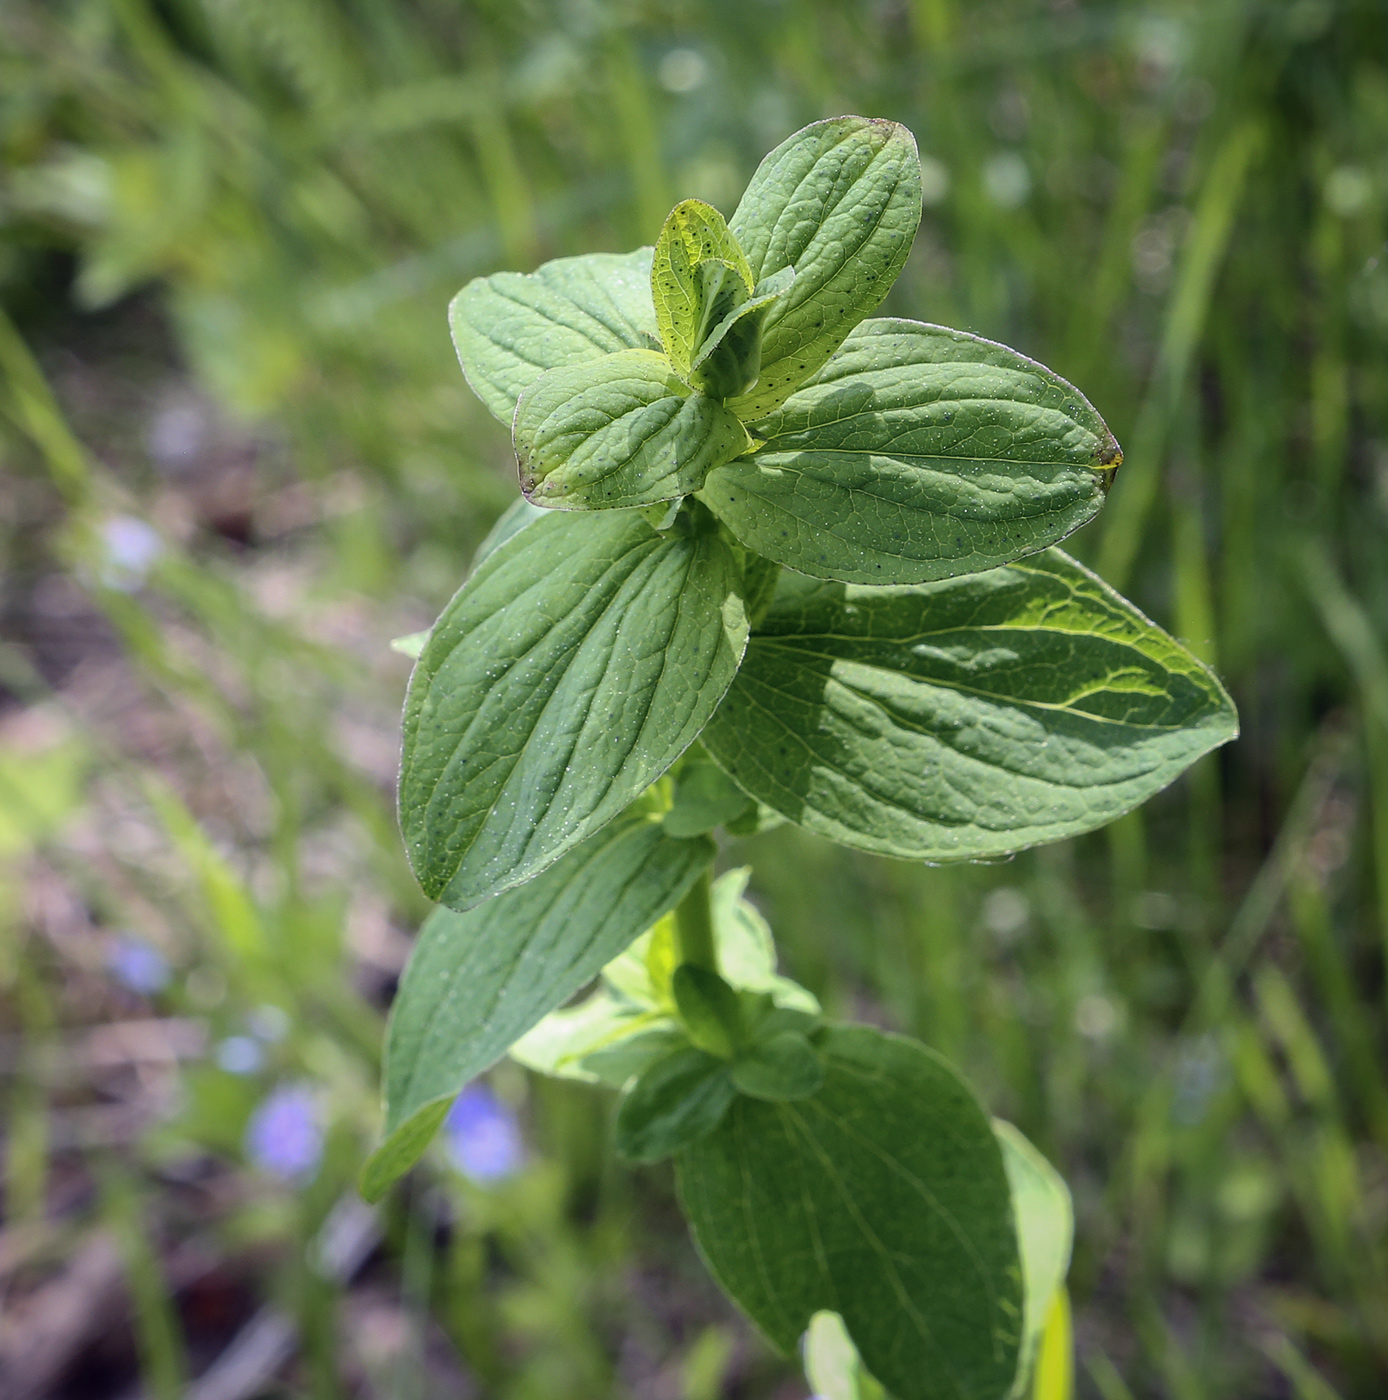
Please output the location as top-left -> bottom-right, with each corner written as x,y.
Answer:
701,550 -> 1239,862
450,248 -> 658,424
995,1122 -> 1073,1399
677,1026 -> 1022,1400
615,1045 -> 736,1163
360,810 -> 713,1201
473,496 -> 547,568
663,754 -> 754,837
701,318 -> 1119,584
710,868 -> 819,1014
672,964 -> 743,1057
652,199 -> 755,377
401,509 -> 748,909
726,117 -> 922,420
730,1029 -> 824,1101
514,349 -> 750,510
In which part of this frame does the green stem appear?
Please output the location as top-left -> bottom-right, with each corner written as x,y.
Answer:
673,867 -> 717,972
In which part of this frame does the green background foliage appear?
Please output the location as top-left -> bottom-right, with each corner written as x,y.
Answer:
2,1 -> 1387,1397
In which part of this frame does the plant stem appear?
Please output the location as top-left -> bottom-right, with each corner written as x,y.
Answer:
673,867 -> 717,972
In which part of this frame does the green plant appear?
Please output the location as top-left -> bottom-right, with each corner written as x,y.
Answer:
361,116 -> 1237,1399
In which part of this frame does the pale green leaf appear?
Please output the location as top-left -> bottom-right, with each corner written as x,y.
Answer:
450,248 -> 658,424
390,631 -> 429,659
401,509 -> 748,909
805,1312 -> 888,1400
726,117 -> 922,419
687,275 -> 791,401
652,199 -> 754,376
615,1046 -> 736,1163
507,992 -> 666,1083
995,1122 -> 1073,1399
677,1026 -> 1022,1400
701,550 -> 1238,862
360,810 -> 713,1200
514,349 -> 750,510
702,318 -> 1118,584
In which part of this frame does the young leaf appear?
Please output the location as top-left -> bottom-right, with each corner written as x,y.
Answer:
514,349 -> 750,510
652,199 -> 755,377
687,273 -> 791,401
401,509 -> 748,909
701,552 -> 1238,862
360,810 -> 713,1201
450,248 -> 659,424
677,1026 -> 1022,1400
996,1122 -> 1073,1399
663,754 -> 754,838
730,1029 -> 824,1101
472,495 -> 547,568
672,964 -> 743,1058
615,1046 -> 736,1163
701,318 -> 1119,584
726,117 -> 922,420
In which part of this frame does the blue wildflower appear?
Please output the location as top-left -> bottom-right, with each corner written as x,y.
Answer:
107,935 -> 170,995
245,1084 -> 322,1181
444,1083 -> 524,1185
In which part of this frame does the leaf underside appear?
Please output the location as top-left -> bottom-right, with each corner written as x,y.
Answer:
362,810 -> 714,1200
701,550 -> 1238,862
677,1026 -> 1022,1400
701,318 -> 1117,585
727,116 -> 923,420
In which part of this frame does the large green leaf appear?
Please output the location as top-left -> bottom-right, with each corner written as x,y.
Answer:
514,349 -> 750,509
450,248 -> 658,424
651,199 -> 755,377
677,1026 -> 1022,1400
701,551 -> 1238,861
726,117 -> 922,419
701,319 -> 1118,584
995,1123 -> 1073,1399
360,810 -> 713,1201
401,509 -> 747,909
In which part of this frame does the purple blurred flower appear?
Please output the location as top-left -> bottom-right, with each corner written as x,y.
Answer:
245,1084 -> 322,1181
217,1035 -> 264,1075
444,1083 -> 524,1185
107,936 -> 170,995
99,515 -> 163,589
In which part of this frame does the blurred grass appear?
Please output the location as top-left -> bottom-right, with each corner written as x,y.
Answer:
1,0 -> 1387,1396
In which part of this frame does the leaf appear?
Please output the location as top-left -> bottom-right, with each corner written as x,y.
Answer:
514,349 -> 750,510
360,810 -> 713,1201
615,1046 -> 736,1163
688,267 -> 796,401
730,1029 -> 824,1101
450,248 -> 658,424
663,754 -> 754,838
507,992 -> 666,1083
677,1026 -> 1022,1400
1030,1291 -> 1073,1400
701,318 -> 1118,584
995,1123 -> 1072,1399
701,550 -> 1239,862
473,495 -> 548,568
805,1312 -> 888,1400
710,868 -> 820,1014
652,199 -> 755,377
726,117 -> 922,420
672,964 -> 743,1058
401,509 -> 748,909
